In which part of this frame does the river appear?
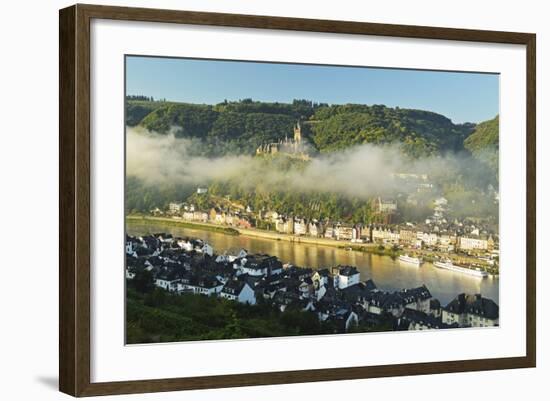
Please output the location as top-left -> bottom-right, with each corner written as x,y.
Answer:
127,221 -> 499,305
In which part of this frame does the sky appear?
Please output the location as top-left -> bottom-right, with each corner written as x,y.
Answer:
126,56 -> 499,124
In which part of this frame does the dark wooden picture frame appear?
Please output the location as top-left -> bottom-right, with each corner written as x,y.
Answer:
59,3 -> 536,397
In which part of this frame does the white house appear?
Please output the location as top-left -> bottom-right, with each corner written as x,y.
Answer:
240,255 -> 281,277
335,224 -> 354,241
216,248 -> 247,263
386,230 -> 400,244
459,236 -> 489,251
324,226 -> 335,239
154,274 -> 179,292
201,243 -> 214,257
371,227 -> 399,244
264,211 -> 279,222
417,231 -> 439,247
315,284 -> 328,301
168,202 -> 184,214
177,239 -> 194,252
333,266 -> 360,290
125,267 -> 136,279
182,211 -> 194,221
293,218 -> 308,236
312,268 -> 331,289
125,240 -> 136,256
308,222 -> 321,237
179,278 -> 223,296
240,259 -> 267,277
193,211 -> 209,222
438,234 -> 457,251
399,285 -> 432,314
220,280 -> 257,305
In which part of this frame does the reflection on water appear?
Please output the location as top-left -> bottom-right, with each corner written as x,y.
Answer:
127,222 -> 499,305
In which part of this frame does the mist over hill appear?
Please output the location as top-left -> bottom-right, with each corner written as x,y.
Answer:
125,97 -> 499,221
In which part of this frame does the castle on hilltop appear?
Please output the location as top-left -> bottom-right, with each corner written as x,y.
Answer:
255,121 -> 310,160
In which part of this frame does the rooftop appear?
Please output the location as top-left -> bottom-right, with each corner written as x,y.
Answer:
444,293 -> 499,319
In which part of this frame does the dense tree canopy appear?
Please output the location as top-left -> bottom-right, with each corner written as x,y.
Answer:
127,98 -> 479,158
310,104 -> 475,156
126,285 -> 352,343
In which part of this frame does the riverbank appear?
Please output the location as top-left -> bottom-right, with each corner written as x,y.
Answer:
126,217 -> 499,303
126,215 -> 239,236
126,215 -> 398,256
126,215 -> 496,273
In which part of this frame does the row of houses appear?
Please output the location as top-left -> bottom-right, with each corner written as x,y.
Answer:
172,201 -> 496,252
125,233 -> 499,332
177,207 -> 254,229
168,192 -> 495,250
270,213 -> 495,251
372,226 -> 496,252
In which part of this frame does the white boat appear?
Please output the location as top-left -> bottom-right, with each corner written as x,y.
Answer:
398,254 -> 423,266
433,260 -> 488,278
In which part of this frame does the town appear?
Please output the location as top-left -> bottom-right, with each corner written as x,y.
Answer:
133,121 -> 499,276
148,185 -> 499,275
126,232 -> 500,335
